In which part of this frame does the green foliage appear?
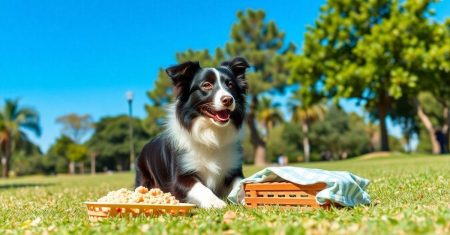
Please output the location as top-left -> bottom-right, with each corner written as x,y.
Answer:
255,97 -> 283,133
0,99 -> 41,177
11,153 -> 44,176
309,107 -> 371,159
10,140 -> 44,176
389,135 -> 405,152
143,69 -> 174,136
176,48 -> 225,67
416,126 -> 433,153
291,102 -> 326,125
226,10 -> 295,95
87,115 -> 150,171
419,19 -> 450,99
45,135 -> 74,173
66,144 -> 87,162
418,92 -> 446,127
1,155 -> 449,234
0,99 -> 41,146
266,122 -> 302,163
48,135 -> 74,158
289,0 -> 444,151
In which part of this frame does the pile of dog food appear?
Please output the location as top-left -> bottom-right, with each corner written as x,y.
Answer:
97,186 -> 180,205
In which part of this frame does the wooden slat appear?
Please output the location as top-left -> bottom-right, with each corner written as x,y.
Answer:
87,211 -> 108,217
244,182 -> 326,191
84,202 -> 195,209
85,202 -> 195,221
256,191 -> 316,198
245,197 -> 318,205
243,182 -> 328,209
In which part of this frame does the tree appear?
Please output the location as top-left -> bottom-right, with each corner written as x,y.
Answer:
10,137 -> 42,176
256,97 -> 283,135
144,69 -> 174,137
56,114 -> 93,143
87,115 -> 150,172
46,135 -> 73,174
292,102 -> 326,162
414,19 -> 450,154
55,113 -> 93,174
0,99 -> 41,178
225,10 -> 295,165
309,107 -> 370,160
266,122 -> 303,163
415,92 -> 449,154
290,0 -> 438,152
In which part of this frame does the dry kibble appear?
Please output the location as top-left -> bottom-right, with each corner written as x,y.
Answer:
135,186 -> 149,194
97,186 -> 179,205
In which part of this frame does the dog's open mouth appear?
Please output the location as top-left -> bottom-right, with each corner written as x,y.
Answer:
200,105 -> 230,123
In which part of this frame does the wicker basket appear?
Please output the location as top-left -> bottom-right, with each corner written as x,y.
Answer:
84,202 -> 196,222
244,182 -> 327,209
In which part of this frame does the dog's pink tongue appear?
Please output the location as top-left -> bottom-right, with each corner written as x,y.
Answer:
215,110 -> 230,122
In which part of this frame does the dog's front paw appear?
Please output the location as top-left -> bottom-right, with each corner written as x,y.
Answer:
200,198 -> 227,209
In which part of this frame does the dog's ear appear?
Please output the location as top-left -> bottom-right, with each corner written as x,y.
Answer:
166,61 -> 200,96
166,61 -> 200,86
221,57 -> 250,79
221,57 -> 250,91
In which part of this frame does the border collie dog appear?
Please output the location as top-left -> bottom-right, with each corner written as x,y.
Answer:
135,57 -> 250,208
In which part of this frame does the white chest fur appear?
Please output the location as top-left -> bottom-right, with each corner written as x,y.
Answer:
166,105 -> 242,192
180,144 -> 239,191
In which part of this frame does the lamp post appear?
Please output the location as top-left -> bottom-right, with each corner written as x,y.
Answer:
126,91 -> 135,171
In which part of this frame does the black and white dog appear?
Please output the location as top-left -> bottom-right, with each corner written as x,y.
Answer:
135,57 -> 249,208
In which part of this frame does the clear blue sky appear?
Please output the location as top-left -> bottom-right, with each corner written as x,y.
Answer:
1,0 -> 449,152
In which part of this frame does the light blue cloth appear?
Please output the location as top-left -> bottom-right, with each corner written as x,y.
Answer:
228,166 -> 371,207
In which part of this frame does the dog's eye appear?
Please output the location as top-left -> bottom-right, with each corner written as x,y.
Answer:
226,80 -> 233,89
201,81 -> 213,90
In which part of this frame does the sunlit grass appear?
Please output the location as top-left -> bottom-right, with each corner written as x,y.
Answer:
1,154 -> 449,234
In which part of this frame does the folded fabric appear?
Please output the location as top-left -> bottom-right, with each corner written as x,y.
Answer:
228,166 -> 371,207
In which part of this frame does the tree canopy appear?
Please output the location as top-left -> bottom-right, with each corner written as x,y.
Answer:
87,115 -> 150,171
289,0 -> 445,152
0,99 -> 41,177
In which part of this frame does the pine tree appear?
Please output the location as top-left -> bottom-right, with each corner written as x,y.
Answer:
225,10 -> 295,165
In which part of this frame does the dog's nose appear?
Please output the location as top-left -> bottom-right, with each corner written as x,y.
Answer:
221,96 -> 233,107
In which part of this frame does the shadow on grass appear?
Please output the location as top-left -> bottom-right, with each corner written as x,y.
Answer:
0,182 -> 56,190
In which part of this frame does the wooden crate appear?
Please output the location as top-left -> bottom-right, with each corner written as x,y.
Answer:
84,202 -> 196,222
244,182 -> 327,209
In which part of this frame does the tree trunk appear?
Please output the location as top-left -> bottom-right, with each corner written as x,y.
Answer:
247,96 -> 267,166
1,138 -> 12,178
91,152 -> 96,175
443,104 -> 449,153
1,155 -> 7,178
378,101 -> 390,151
254,145 -> 266,166
302,122 -> 310,162
416,101 -> 440,154
69,161 -> 75,174
78,162 -> 84,174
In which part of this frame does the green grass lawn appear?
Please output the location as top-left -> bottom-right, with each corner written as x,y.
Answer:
1,154 -> 449,235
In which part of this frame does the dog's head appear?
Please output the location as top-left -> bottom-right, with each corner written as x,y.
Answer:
166,57 -> 249,131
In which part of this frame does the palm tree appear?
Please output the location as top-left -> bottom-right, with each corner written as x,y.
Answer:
0,99 -> 41,178
256,97 -> 284,136
292,103 -> 326,162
